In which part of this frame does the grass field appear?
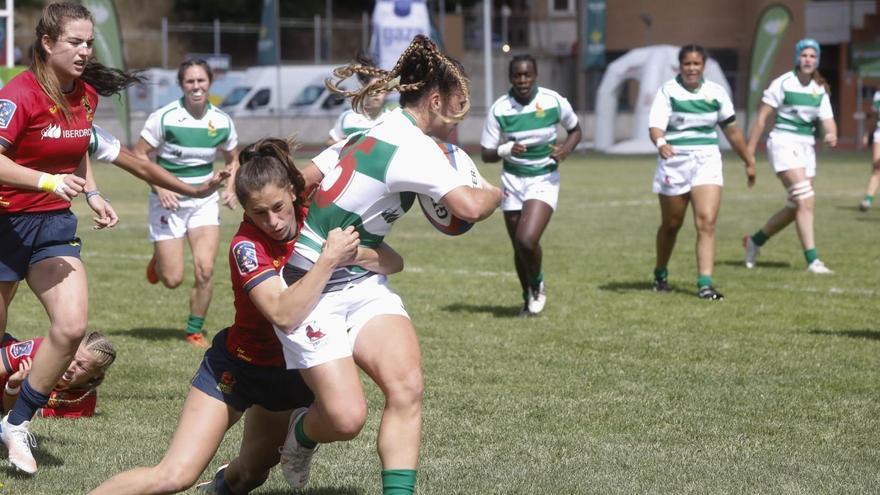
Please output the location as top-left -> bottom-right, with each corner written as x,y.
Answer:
1,150 -> 879,494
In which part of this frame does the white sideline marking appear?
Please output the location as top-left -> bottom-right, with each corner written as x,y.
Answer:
768,284 -> 876,297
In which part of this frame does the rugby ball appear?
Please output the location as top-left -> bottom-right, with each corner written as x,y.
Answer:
418,141 -> 482,236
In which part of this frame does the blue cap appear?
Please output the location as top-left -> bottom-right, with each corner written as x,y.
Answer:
794,38 -> 821,68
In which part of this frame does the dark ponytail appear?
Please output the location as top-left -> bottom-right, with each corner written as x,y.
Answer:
236,138 -> 306,223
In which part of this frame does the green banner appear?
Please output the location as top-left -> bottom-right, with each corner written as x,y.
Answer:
581,0 -> 606,69
82,0 -> 130,145
257,0 -> 279,65
746,4 -> 792,131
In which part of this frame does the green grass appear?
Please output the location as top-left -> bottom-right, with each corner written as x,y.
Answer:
2,151 -> 879,494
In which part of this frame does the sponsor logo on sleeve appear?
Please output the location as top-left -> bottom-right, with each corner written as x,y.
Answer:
0,99 -> 17,128
9,340 -> 34,359
233,240 -> 259,275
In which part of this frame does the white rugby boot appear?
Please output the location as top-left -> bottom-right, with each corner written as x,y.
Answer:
743,235 -> 760,269
806,259 -> 833,274
526,281 -> 546,314
0,415 -> 37,474
279,407 -> 318,489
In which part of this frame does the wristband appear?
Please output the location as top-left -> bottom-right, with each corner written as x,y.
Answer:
655,138 -> 667,149
37,173 -> 64,193
5,383 -> 20,395
85,190 -> 102,200
497,141 -> 516,159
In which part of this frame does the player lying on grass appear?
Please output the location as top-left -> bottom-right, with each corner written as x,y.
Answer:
0,331 -> 115,419
89,137 -> 403,495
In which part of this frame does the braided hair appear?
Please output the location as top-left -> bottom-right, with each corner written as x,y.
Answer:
45,332 -> 116,408
326,35 -> 470,123
235,138 -> 307,225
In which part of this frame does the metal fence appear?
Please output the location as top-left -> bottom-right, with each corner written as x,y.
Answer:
159,14 -> 371,69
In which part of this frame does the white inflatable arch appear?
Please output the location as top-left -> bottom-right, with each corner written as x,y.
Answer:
594,45 -> 732,154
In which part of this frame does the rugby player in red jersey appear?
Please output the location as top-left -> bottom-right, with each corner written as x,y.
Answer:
90,138 -> 404,495
0,2 -> 142,473
0,332 -> 115,419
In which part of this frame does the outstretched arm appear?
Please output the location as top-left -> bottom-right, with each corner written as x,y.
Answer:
111,147 -> 228,197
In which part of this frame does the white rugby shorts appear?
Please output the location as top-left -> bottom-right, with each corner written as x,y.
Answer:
501,169 -> 560,211
274,274 -> 410,370
148,191 -> 220,242
767,136 -> 817,178
652,147 -> 723,196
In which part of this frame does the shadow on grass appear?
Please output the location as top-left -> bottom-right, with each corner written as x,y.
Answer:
717,259 -> 792,269
108,327 -> 187,341
807,329 -> 880,341
835,205 -> 866,213
441,303 -> 522,318
260,487 -> 364,495
854,215 -> 880,222
597,280 -> 695,296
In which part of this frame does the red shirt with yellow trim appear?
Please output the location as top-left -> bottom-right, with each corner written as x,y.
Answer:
227,214 -> 302,367
1,336 -> 96,418
0,71 -> 98,212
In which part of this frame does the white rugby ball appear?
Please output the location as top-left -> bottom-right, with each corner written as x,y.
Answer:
418,141 -> 482,236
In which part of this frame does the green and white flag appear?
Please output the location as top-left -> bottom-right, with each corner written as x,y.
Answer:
746,4 -> 792,131
82,0 -> 130,145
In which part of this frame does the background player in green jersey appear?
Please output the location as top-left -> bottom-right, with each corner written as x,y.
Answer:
745,39 -> 837,274
648,45 -> 754,300
858,89 -> 880,211
136,59 -> 240,347
480,54 -> 581,316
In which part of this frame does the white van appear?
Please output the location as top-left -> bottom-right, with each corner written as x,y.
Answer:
286,73 -> 360,117
220,65 -> 337,117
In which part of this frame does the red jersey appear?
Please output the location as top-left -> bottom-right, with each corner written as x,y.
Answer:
0,71 -> 98,213
1,337 -> 96,418
227,218 -> 298,367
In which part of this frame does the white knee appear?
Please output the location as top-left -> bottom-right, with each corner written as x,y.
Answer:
785,181 -> 814,208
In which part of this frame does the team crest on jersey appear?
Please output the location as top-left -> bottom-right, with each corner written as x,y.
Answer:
535,102 -> 545,118
217,371 -> 236,394
0,99 -> 16,129
233,240 -> 259,275
49,104 -> 59,114
9,340 -> 34,359
207,120 -> 217,137
81,96 -> 94,122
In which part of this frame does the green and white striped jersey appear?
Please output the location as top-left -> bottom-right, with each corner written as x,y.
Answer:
649,76 -> 735,150
481,87 -> 578,177
873,90 -> 880,132
763,71 -> 833,145
141,99 -> 238,185
328,108 -> 389,142
296,108 -> 471,263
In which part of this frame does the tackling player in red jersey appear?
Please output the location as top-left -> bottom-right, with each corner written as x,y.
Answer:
0,2 -> 142,474
0,332 -> 116,419
90,138 -> 404,495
